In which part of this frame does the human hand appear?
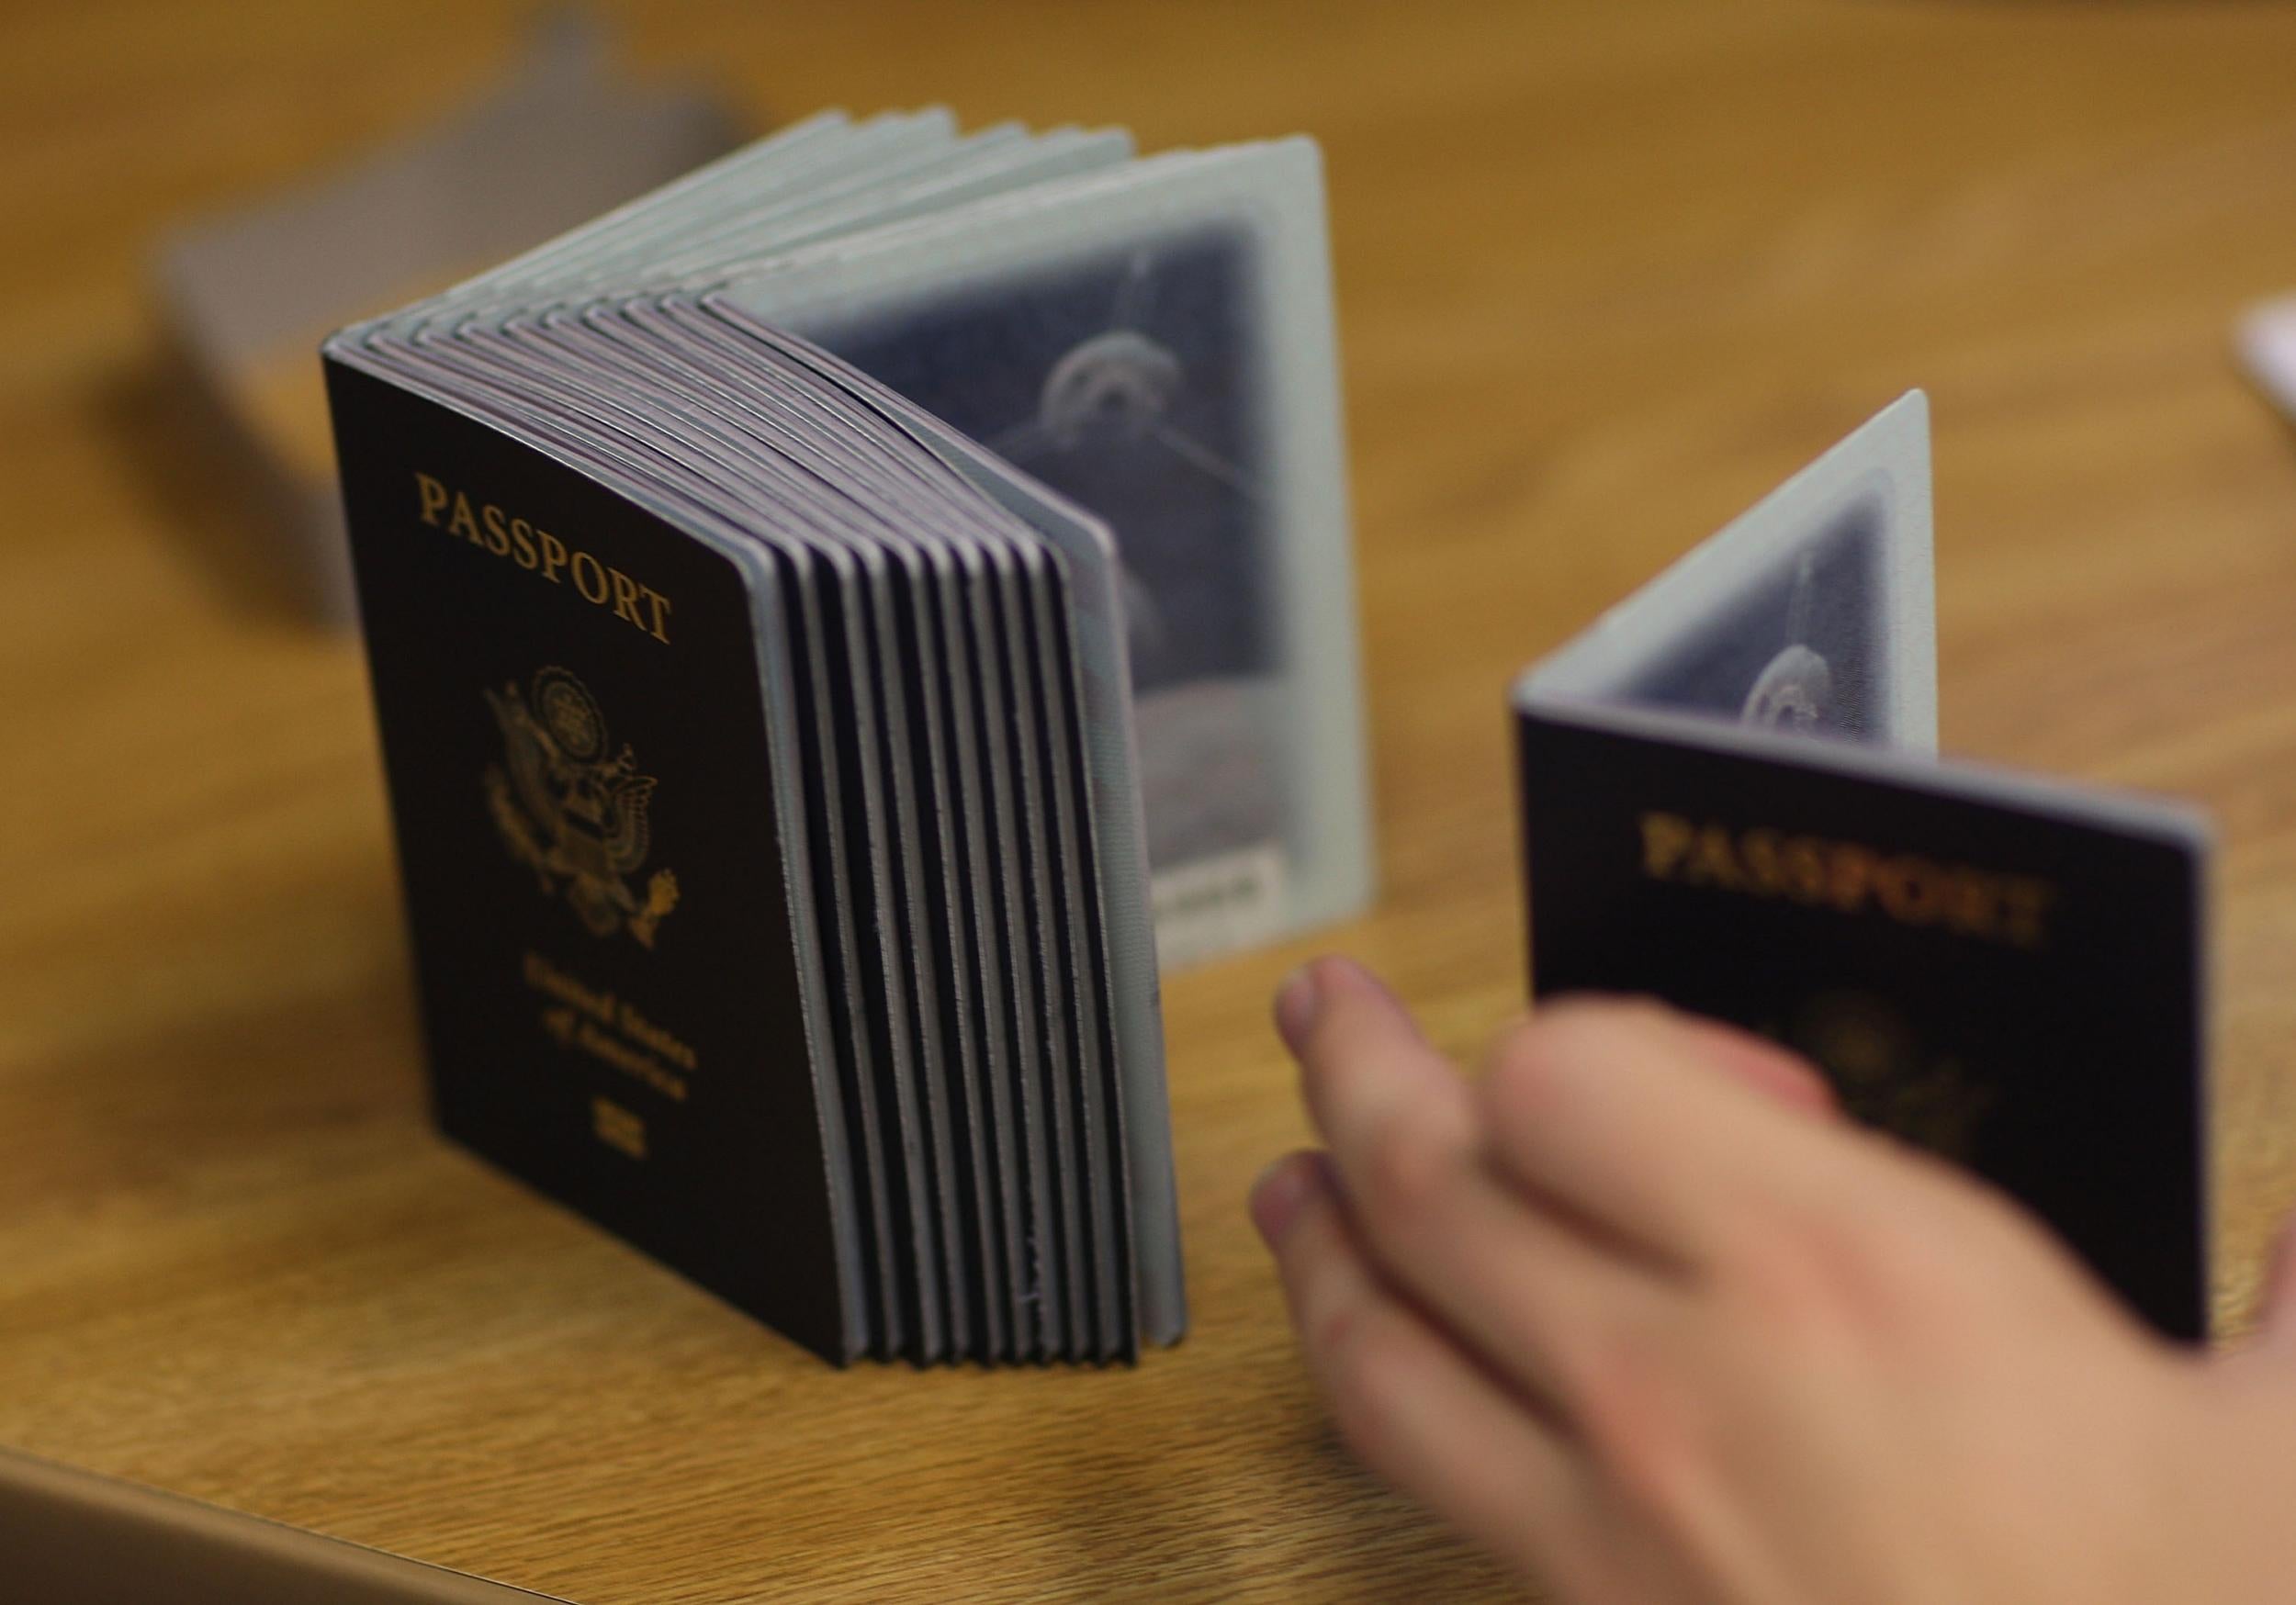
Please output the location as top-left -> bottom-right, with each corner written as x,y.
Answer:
1251,957 -> 2296,1604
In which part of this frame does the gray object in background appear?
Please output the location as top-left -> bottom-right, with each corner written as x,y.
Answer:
151,12 -> 741,623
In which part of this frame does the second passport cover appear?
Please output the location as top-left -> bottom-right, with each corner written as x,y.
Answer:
1514,393 -> 2211,1341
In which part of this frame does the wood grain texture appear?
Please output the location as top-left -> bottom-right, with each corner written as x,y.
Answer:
6,1 -> 2296,1599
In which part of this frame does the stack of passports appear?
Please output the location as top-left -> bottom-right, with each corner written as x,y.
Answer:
319,111 -> 1336,1365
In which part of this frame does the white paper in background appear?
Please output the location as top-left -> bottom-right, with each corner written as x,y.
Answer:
2236,294 -> 2296,423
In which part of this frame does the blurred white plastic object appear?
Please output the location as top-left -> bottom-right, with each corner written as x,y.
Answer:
151,13 -> 740,623
2236,293 -> 2296,423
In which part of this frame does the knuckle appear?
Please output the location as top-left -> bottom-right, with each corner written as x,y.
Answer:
1485,996 -> 1662,1107
1482,1016 -> 1565,1119
1838,1184 -> 2008,1337
1525,1316 -> 1612,1418
1305,1289 -> 1366,1374
1570,1331 -> 1654,1450
1484,1010 -> 1543,1072
1356,1116 -> 1458,1225
1322,1308 -> 1385,1403
1570,1334 -> 1706,1519
1326,1374 -> 1391,1473
1716,1166 -> 1975,1343
1710,1219 -> 1855,1349
1320,1311 -> 1412,1466
1543,993 -> 1673,1042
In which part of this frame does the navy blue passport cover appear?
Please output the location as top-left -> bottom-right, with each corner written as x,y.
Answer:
1517,703 -> 2209,1341
326,358 -> 851,1364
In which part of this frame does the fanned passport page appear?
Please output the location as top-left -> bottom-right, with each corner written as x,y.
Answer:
1514,392 -> 2212,1341
319,108 -> 1384,1365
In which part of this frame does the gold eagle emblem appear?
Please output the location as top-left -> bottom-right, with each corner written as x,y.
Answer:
483,667 -> 679,946
1783,990 -> 1997,1161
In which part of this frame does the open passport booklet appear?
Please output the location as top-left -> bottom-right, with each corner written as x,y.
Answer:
325,110 -> 1376,1366
1516,391 -> 2211,1341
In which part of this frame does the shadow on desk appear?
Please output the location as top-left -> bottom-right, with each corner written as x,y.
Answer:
1,1446 -> 573,1603
80,344 -> 340,630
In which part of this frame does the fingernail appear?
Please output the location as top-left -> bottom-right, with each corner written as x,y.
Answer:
1274,963 -> 1322,1054
1249,1153 -> 1319,1246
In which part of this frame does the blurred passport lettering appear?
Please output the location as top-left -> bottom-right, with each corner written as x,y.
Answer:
1638,811 -> 2056,948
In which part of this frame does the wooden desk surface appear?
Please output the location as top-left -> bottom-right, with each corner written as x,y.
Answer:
9,2 -> 2296,1599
